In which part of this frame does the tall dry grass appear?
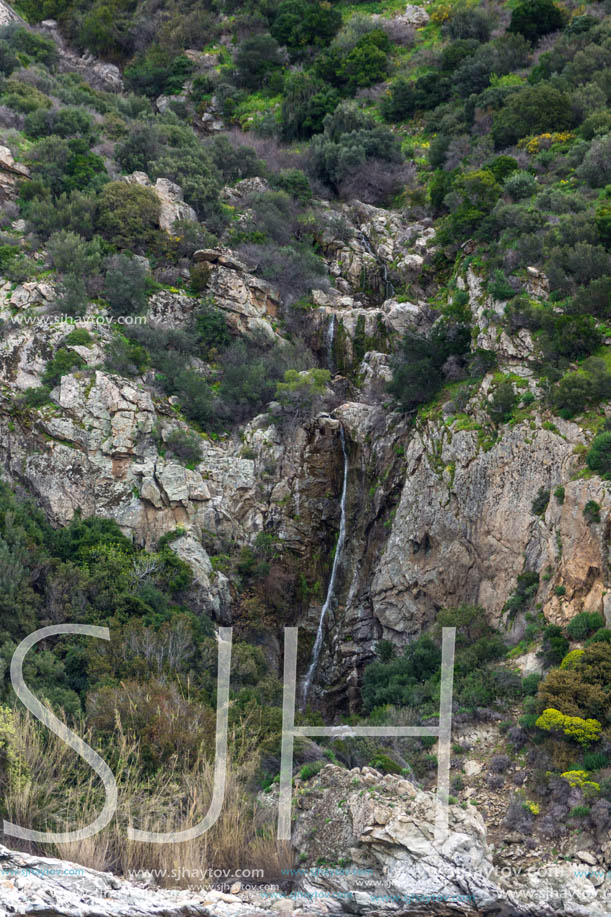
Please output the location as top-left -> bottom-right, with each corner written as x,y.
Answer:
2,708 -> 292,887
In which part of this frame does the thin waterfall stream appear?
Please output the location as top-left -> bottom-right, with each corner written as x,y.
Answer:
301,426 -> 349,708
358,230 -> 395,300
326,313 -> 335,372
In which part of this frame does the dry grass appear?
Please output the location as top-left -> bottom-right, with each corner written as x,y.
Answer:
3,708 -> 292,887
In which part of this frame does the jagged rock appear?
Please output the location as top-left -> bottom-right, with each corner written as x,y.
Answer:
148,290 -> 200,328
207,264 -> 280,340
403,4 -> 429,25
358,351 -> 393,401
9,281 -> 56,310
0,843 -> 275,916
193,249 -> 248,272
0,144 -> 30,201
372,414 -> 609,640
290,764 -> 603,915
156,94 -> 186,113
526,266 -> 550,298
463,267 -> 535,360
0,0 -> 20,23
221,177 -> 270,205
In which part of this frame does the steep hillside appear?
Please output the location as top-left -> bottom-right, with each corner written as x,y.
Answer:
0,0 -> 610,912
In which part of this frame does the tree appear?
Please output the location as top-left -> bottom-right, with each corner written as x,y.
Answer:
280,72 -> 340,140
271,0 -> 342,55
492,83 -> 573,149
96,182 -> 160,250
342,31 -> 390,92
509,0 -> 564,43
234,35 -> 283,90
487,381 -> 517,423
447,7 -> 491,41
388,331 -> 443,411
103,254 -> 150,316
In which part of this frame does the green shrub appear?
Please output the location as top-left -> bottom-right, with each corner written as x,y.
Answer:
582,750 -> 608,771
299,760 -> 325,781
509,0 -> 564,43
504,571 -> 540,617
447,8 -> 491,41
25,190 -> 97,240
64,329 -> 92,347
488,270 -> 515,300
369,752 -> 402,774
585,628 -> 611,645
388,332 -> 443,411
271,169 -> 312,203
310,102 -> 403,192
0,25 -> 58,68
541,624 -> 569,665
554,486 -> 565,504
583,500 -> 601,524
125,46 -> 194,98
42,347 -> 86,389
569,805 -> 591,818
522,673 -> 541,696
26,136 -> 107,195
492,83 -> 573,150
271,0 -> 342,55
104,335 -> 150,376
194,301 -> 230,355
16,386 -> 52,409
103,253 -> 150,316
163,428 -> 203,466
504,170 -> 537,201
566,612 -> 605,641
487,381 -> 517,424
234,35 -> 283,90
280,71 -> 340,141
96,181 -> 160,250
587,431 -> 611,478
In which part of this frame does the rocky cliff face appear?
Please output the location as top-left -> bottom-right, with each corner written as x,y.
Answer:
1,182 -> 609,700
1,7 -> 610,914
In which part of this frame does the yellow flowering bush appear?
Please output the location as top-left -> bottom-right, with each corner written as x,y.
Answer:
561,770 -> 600,791
520,132 -> 576,154
560,649 -> 585,669
535,708 -> 602,746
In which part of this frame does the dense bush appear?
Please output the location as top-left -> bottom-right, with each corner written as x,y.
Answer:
163,428 -> 203,466
96,181 -> 160,250
103,253 -> 150,315
587,432 -> 611,478
566,612 -> 605,641
270,0 -> 342,55
310,103 -> 403,197
234,35 -> 283,91
509,0 -> 564,43
487,381 -> 517,424
281,71 -> 340,140
492,83 -> 573,149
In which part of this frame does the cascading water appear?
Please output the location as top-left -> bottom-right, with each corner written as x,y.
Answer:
358,230 -> 395,300
326,313 -> 335,372
301,426 -> 349,708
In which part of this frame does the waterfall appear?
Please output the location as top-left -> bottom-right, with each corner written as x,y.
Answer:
326,313 -> 335,372
301,426 -> 349,708
358,231 -> 395,300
